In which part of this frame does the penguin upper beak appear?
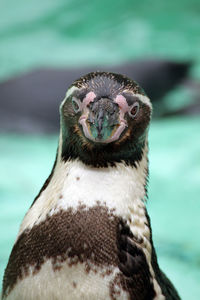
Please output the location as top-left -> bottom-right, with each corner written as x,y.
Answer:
79,98 -> 127,144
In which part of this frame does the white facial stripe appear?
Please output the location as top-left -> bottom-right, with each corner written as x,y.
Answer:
66,85 -> 79,99
122,90 -> 152,109
60,86 -> 80,111
132,93 -> 152,109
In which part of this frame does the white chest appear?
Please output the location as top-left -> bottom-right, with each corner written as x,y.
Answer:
57,160 -> 146,217
19,159 -> 147,234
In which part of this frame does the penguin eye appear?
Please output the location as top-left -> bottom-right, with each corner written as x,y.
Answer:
72,97 -> 81,113
129,102 -> 139,118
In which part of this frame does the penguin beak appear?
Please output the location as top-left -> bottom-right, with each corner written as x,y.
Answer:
79,98 -> 127,143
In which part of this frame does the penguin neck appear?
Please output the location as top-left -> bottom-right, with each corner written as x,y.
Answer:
56,138 -> 149,214
56,131 -> 149,204
59,122 -> 148,168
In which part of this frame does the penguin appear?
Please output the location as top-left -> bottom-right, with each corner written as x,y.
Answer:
2,72 -> 181,300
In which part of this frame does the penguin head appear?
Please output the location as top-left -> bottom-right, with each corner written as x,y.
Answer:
60,72 -> 152,166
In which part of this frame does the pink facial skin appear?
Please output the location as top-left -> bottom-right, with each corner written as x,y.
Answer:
114,95 -> 130,114
79,91 -> 96,123
79,116 -> 127,144
114,94 -> 129,126
82,91 -> 96,108
77,91 -> 96,112
79,117 -> 93,141
103,121 -> 127,143
78,91 -> 96,142
79,93 -> 129,144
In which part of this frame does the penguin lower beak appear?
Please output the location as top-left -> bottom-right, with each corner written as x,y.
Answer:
79,98 -> 127,144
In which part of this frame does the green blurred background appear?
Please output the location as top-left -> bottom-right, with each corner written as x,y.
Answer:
0,0 -> 200,299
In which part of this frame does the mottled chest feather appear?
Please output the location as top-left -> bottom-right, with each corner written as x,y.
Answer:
3,204 -> 155,300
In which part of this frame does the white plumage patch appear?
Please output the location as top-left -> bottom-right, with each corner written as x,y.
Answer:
134,93 -> 152,109
65,85 -> 79,100
4,261 -> 129,300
